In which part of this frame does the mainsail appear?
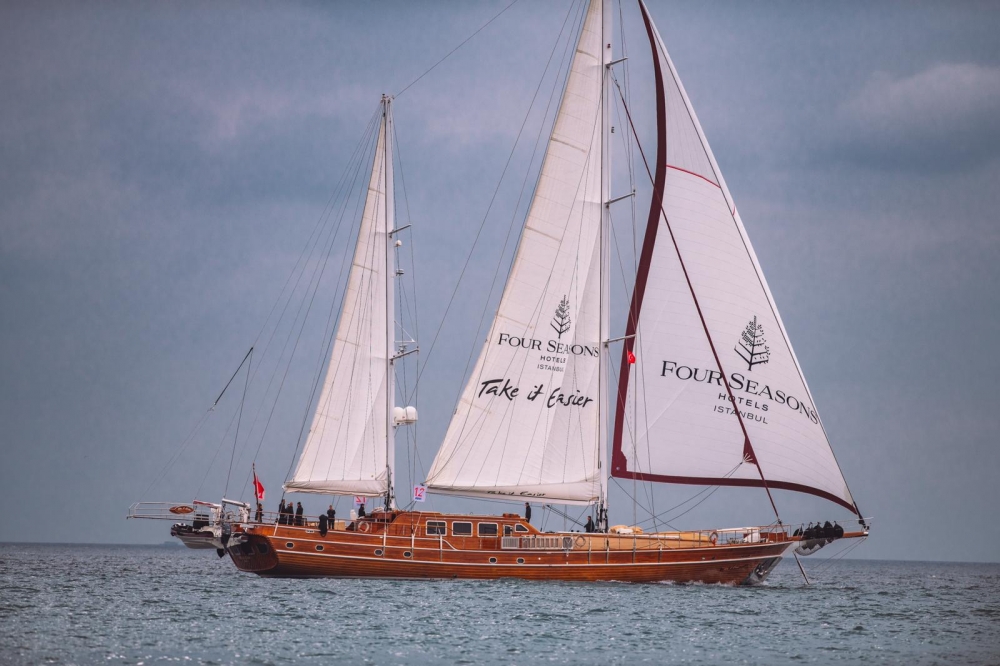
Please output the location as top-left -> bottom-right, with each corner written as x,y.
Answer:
425,0 -> 610,505
286,98 -> 396,497
611,1 -> 858,513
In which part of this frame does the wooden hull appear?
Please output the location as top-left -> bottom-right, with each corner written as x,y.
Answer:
225,511 -> 819,585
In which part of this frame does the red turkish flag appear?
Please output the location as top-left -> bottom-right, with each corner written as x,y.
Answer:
253,469 -> 265,501
627,350 -> 636,364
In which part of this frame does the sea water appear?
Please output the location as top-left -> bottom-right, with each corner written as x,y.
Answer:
1,543 -> 997,665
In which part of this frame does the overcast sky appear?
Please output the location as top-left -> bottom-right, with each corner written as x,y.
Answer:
2,1 -> 998,564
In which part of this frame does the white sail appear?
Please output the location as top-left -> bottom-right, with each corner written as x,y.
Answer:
426,0 -> 609,505
286,99 -> 395,497
611,2 -> 857,513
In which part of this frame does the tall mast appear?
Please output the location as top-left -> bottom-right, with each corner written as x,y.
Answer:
598,0 -> 612,532
383,94 -> 396,510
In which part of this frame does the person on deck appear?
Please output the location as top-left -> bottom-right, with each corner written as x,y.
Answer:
277,499 -> 286,525
295,502 -> 304,526
327,505 -> 336,529
524,502 -> 532,523
318,512 -> 328,537
255,503 -> 263,523
585,516 -> 594,533
358,503 -> 366,519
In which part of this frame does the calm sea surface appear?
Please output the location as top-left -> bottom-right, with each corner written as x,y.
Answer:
1,543 -> 997,665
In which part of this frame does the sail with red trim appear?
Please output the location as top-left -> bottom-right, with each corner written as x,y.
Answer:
611,1 -> 857,513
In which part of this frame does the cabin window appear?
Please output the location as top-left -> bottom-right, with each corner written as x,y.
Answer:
452,522 -> 473,536
426,520 -> 446,536
515,524 -> 529,533
478,523 -> 498,537
503,525 -> 513,536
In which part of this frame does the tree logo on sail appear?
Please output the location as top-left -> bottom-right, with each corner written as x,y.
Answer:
550,296 -> 572,339
735,316 -> 770,371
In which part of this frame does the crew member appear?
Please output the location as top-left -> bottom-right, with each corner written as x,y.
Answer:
584,516 -> 594,533
255,503 -> 263,523
278,499 -> 286,525
327,505 -> 336,530
358,502 -> 366,519
524,502 -> 532,523
295,502 -> 304,526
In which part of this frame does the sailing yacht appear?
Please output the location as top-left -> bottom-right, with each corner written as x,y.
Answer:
220,0 -> 868,583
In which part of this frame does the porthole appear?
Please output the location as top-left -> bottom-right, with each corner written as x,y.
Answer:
403,551 -> 412,558
374,549 -> 383,556
489,557 -> 498,564
516,558 -> 525,564
285,542 -> 294,549
315,545 -> 324,552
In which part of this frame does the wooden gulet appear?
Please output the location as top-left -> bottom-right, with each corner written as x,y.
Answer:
226,0 -> 869,584
228,510 -> 866,584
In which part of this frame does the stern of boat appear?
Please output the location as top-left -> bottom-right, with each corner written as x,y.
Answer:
226,528 -> 280,574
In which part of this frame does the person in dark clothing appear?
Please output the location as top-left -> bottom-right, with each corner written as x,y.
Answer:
327,505 -> 336,530
358,503 -> 366,518
278,499 -> 286,525
524,502 -> 532,523
295,502 -> 304,526
318,512 -> 328,536
584,516 -> 594,533
255,503 -> 263,523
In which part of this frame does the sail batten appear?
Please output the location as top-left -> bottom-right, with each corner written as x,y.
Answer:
611,1 -> 857,514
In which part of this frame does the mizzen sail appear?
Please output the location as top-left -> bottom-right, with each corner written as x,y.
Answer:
426,0 -> 609,505
286,99 -> 395,497
611,1 -> 858,513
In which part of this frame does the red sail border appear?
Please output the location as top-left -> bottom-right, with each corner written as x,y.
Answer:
609,1 -> 857,515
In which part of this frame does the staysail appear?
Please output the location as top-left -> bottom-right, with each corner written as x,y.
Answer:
611,1 -> 858,513
286,98 -> 395,497
425,0 -> 610,505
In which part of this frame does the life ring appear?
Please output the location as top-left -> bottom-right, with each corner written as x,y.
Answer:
359,522 -> 370,533
574,536 -> 586,548
709,531 -> 719,545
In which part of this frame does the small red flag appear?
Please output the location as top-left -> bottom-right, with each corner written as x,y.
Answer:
253,467 -> 265,502
627,350 -> 636,364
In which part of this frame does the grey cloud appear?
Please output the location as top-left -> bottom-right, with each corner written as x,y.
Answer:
829,63 -> 1000,172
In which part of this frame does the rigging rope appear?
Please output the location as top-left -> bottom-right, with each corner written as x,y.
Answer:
224,348 -> 253,497
402,0 -> 581,408
394,0 -> 520,98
